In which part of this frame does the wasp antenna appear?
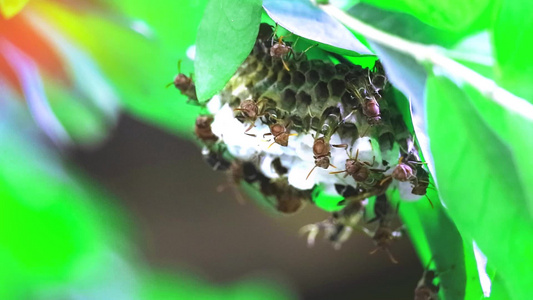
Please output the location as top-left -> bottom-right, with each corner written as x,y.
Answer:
306,165 -> 318,180
292,36 -> 300,49
355,149 -> 360,161
332,143 -> 348,149
329,164 -> 337,169
329,170 -> 346,175
425,195 -> 434,209
165,82 -> 174,88
244,123 -> 255,133
369,247 -> 379,255
267,141 -> 276,149
360,126 -> 371,137
177,59 -> 182,73
289,133 -> 298,136
271,24 -> 278,45
386,249 -> 399,264
302,43 -> 318,55
231,186 -> 246,205
379,176 -> 392,186
281,58 -> 290,71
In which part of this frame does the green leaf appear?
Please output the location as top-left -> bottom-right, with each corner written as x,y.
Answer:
263,0 -> 372,55
461,84 -> 533,212
393,189 -> 478,300
195,0 -> 263,101
426,75 -> 533,300
358,0 -> 493,33
492,0 -> 533,102
348,3 -> 466,47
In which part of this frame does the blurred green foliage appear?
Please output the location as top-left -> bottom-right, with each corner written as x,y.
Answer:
0,1 -> 293,299
2,0 -> 533,299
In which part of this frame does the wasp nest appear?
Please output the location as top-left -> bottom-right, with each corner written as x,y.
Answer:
175,23 -> 431,256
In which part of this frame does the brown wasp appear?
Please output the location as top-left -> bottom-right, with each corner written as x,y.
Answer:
167,60 -> 197,102
270,35 -> 293,71
380,153 -> 434,208
233,98 -> 271,133
414,258 -> 439,300
347,76 -> 382,126
392,158 -> 417,182
202,145 -> 231,172
380,154 -> 418,185
194,115 -> 218,144
270,27 -> 316,71
263,121 -> 297,148
362,194 -> 402,263
306,136 -> 347,180
329,145 -> 387,188
260,178 -> 308,214
411,165 -> 434,208
217,160 -> 264,205
300,185 -> 367,249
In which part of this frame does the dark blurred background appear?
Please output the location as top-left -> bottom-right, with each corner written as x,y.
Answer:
73,114 -> 422,300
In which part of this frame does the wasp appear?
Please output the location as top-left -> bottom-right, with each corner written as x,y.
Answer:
270,32 -> 294,71
260,178 -> 309,214
411,165 -> 434,208
300,184 -> 369,249
263,121 -> 297,148
362,98 -> 381,126
361,194 -> 402,263
201,146 -> 231,172
270,29 -> 316,71
167,60 -> 197,102
378,153 -> 434,207
234,98 -> 272,132
380,154 -> 419,185
392,159 -> 417,182
306,136 -> 347,180
347,75 -> 382,126
217,160 -> 265,205
194,115 -> 218,144
414,258 -> 439,300
330,146 -> 387,188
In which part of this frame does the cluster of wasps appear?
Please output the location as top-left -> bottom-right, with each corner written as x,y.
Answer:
170,24 -> 434,266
